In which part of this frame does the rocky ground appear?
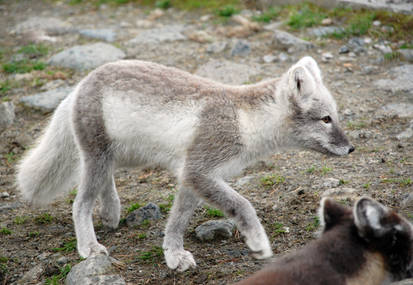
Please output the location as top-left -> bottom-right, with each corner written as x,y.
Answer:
1,0 -> 413,284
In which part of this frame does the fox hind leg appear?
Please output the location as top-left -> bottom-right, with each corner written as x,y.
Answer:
98,175 -> 121,229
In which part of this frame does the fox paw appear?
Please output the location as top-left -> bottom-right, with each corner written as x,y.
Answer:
78,242 -> 108,258
164,249 -> 196,272
245,230 -> 273,260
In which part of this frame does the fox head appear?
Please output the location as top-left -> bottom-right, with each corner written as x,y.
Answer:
320,197 -> 413,282
285,56 -> 354,156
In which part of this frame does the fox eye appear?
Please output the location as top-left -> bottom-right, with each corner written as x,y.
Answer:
321,116 -> 332,124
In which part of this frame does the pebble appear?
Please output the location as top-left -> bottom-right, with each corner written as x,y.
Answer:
321,178 -> 340,189
126,202 -> 161,227
279,52 -> 289,62
321,52 -> 333,62
20,86 -> 73,112
206,41 -> 227,53
321,18 -> 333,25
375,65 -> 413,94
263,54 -> 278,63
231,39 -> 251,57
0,192 -> 9,198
57,256 -> 68,265
373,20 -> 381,27
373,43 -> 392,54
339,45 -> 350,54
396,120 -> 413,140
308,26 -> 343,38
186,30 -> 213,43
273,29 -> 313,52
78,28 -> 116,42
129,25 -> 186,44
0,102 -> 15,134
398,49 -> 413,62
17,264 -> 44,284
195,219 -> 235,241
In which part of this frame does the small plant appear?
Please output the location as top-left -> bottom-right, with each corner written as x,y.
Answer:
0,80 -> 12,95
5,152 -> 15,163
2,60 -> 46,74
138,246 -> 163,263
321,166 -> 332,175
260,174 -> 286,187
287,4 -> 326,29
346,121 -> 367,130
0,227 -> 11,235
45,264 -> 71,285
383,51 -> 400,61
347,13 -> 375,36
306,166 -> 316,174
400,43 -> 413,49
217,5 -> 238,18
305,216 -> 320,232
205,206 -> 225,218
66,188 -> 77,204
155,0 -> 171,9
272,222 -> 287,236
252,7 -> 280,23
137,233 -> 147,239
14,216 -> 28,225
28,231 -> 40,238
52,238 -> 76,253
35,213 -> 53,224
339,179 -> 348,185
159,194 -> 174,213
363,182 -> 371,189
18,44 -> 48,58
127,202 -> 141,214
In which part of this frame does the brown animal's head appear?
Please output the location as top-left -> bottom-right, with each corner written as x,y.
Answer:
320,197 -> 413,281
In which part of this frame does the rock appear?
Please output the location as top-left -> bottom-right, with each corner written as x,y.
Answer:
37,252 -> 52,261
0,102 -> 15,133
278,52 -> 289,62
396,120 -> 413,140
147,8 -> 164,21
126,202 -> 161,227
339,45 -> 350,54
195,220 -> 235,241
263,54 -> 278,63
40,79 -> 66,91
0,192 -> 9,198
322,178 -> 340,189
195,59 -> 260,85
347,37 -> 366,54
79,29 -> 116,42
373,20 -> 381,27
273,30 -> 313,52
321,52 -> 333,62
185,30 -> 213,43
263,21 -> 283,31
135,19 -> 154,29
375,65 -> 413,94
308,26 -> 344,38
217,15 -> 260,38
65,254 -> 125,285
322,188 -> 357,200
402,192 -> 413,209
361,65 -> 379,75
11,16 -> 71,35
0,202 -> 21,213
379,103 -> 413,118
128,25 -> 186,45
57,256 -> 69,265
20,86 -> 74,112
321,18 -> 333,25
48,43 -> 125,71
398,49 -> 413,62
13,73 -> 34,81
392,278 -> 413,285
373,43 -> 392,54
17,264 -> 44,284
231,40 -> 251,57
206,41 -> 227,54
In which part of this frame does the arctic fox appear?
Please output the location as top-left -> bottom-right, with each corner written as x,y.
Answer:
17,57 -> 354,271
236,197 -> 413,285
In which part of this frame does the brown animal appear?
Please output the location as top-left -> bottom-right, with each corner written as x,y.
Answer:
236,197 -> 413,285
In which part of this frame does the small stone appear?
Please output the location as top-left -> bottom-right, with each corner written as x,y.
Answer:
206,41 -> 227,53
147,8 -> 164,21
263,54 -> 278,63
195,220 -> 235,241
129,25 -> 186,44
18,264 -> 44,284
322,178 -> 340,188
321,52 -> 333,62
273,29 -> 313,52
200,15 -> 212,22
321,18 -> 332,25
0,102 -> 15,134
186,30 -> 213,43
13,73 -> 34,81
398,49 -> 413,62
339,45 -> 349,54
375,65 -> 413,94
0,192 -> 9,198
135,19 -> 153,29
381,25 -> 394,33
231,40 -> 251,57
364,37 -> 372,44
20,86 -> 74,112
279,52 -> 289,62
308,26 -> 343,38
57,256 -> 68,265
373,20 -> 381,27
79,29 -> 116,42
0,202 -> 21,213
322,188 -> 357,200
396,120 -> 413,140
126,202 -> 161,227
373,43 -> 392,54
37,252 -> 51,261
343,108 -> 354,117
347,37 -> 366,54
361,65 -> 378,75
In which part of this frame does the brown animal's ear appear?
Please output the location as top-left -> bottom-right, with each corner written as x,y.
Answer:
319,197 -> 349,232
354,197 -> 389,238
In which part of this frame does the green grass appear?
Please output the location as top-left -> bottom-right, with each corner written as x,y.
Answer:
381,178 -> 412,187
0,227 -> 11,235
0,80 -> 11,95
272,222 -> 287,236
383,51 -> 400,61
204,206 -> 225,218
217,5 -> 239,17
2,60 -> 46,74
28,231 -> 40,238
137,233 -> 147,239
347,13 -> 375,36
287,4 -> 327,29
138,246 -> 163,263
45,264 -> 71,285
5,152 -> 15,163
18,44 -> 48,58
252,7 -> 280,23
400,43 -> 413,49
127,202 -> 142,214
159,194 -> 174,213
346,121 -> 367,130
260,174 -> 286,187
305,216 -> 320,232
35,213 -> 53,224
14,216 -> 28,225
155,0 -> 170,9
52,238 -> 77,253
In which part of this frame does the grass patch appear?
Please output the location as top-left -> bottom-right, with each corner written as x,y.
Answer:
159,194 -> 174,213
45,264 -> 71,285
18,44 -> 48,58
14,216 -> 28,225
400,43 -> 413,49
52,238 -> 77,253
5,152 -> 16,163
126,202 -> 142,214
346,12 -> 375,36
35,213 -> 53,224
287,3 -> 327,29
0,80 -> 12,95
204,206 -> 225,218
383,51 -> 401,61
2,60 -> 46,74
0,227 -> 11,235
305,216 -> 320,232
260,174 -> 286,187
381,178 -> 412,187
272,222 -> 287,236
252,7 -> 280,23
155,0 -> 170,9
346,121 -> 367,130
217,5 -> 239,17
138,246 -> 163,263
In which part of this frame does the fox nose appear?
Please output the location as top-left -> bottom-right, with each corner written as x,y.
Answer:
348,146 -> 355,154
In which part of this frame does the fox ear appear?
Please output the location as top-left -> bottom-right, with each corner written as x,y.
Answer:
319,197 -> 348,232
354,197 -> 389,238
288,65 -> 316,99
295,56 -> 322,83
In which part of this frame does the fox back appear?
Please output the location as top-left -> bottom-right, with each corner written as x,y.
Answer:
236,197 -> 413,285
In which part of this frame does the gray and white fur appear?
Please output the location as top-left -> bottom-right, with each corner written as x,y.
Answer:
17,57 -> 354,271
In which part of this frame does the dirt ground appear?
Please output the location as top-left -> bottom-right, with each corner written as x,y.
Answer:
0,1 -> 412,284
